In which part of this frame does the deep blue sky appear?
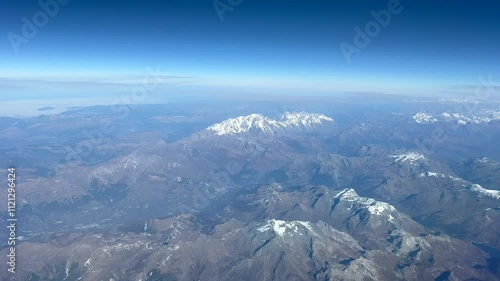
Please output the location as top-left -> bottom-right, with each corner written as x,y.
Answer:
1,0 -> 499,100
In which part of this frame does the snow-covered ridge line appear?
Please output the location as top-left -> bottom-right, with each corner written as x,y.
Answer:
390,152 -> 427,165
257,219 -> 315,237
335,188 -> 396,221
418,171 -> 461,181
207,112 -> 333,135
412,112 -> 437,124
468,184 -> 500,200
412,109 -> 500,125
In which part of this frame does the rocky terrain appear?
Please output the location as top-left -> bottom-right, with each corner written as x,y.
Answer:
0,98 -> 499,280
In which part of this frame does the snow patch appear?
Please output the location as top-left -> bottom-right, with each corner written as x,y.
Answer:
418,171 -> 462,181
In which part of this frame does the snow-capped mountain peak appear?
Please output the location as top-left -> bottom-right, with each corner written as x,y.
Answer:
206,112 -> 333,136
206,114 -> 278,135
334,188 -> 396,219
390,152 -> 428,165
468,184 -> 500,200
412,112 -> 437,124
257,219 -> 315,237
411,109 -> 500,125
280,111 -> 333,127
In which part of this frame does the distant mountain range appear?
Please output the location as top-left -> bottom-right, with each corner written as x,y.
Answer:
412,109 -> 500,125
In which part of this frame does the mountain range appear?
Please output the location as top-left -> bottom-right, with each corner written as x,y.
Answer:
1,102 -> 499,280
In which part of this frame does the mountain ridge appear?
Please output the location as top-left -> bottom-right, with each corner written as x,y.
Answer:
206,111 -> 333,136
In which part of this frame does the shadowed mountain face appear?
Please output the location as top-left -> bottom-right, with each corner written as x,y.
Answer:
1,100 -> 499,280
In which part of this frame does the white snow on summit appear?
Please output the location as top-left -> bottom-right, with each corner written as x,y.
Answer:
207,114 -> 278,135
412,112 -> 437,124
334,189 -> 396,221
412,109 -> 500,125
468,184 -> 500,200
257,219 -> 315,237
418,171 -> 462,181
279,111 -> 333,127
206,112 -> 333,135
478,157 -> 492,163
441,110 -> 500,125
390,152 -> 427,165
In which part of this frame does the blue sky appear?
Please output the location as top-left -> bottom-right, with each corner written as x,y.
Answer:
1,0 -> 499,101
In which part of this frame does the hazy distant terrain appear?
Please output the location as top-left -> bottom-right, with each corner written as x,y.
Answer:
1,96 -> 499,280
